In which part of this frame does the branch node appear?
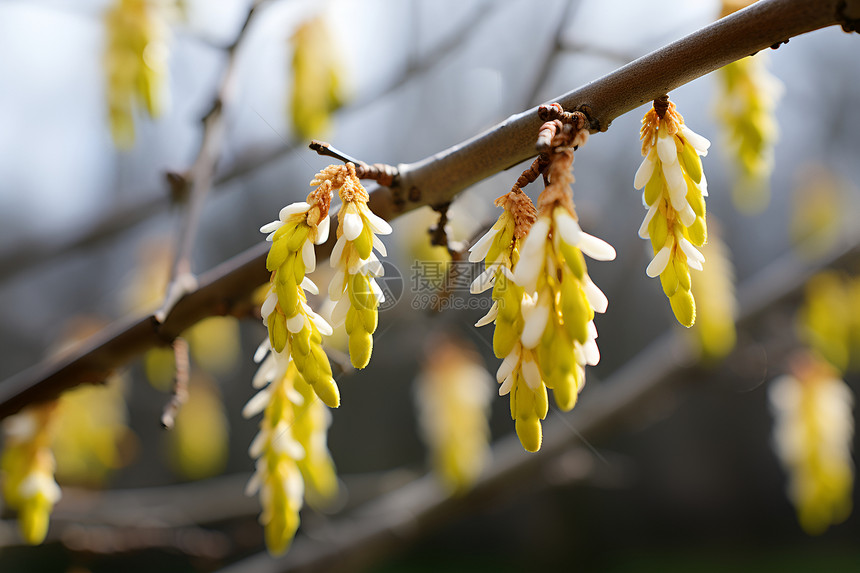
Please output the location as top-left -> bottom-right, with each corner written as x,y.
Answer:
165,171 -> 190,204
653,95 -> 670,118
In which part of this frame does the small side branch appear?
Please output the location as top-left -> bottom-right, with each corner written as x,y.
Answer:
309,141 -> 399,187
161,338 -> 190,429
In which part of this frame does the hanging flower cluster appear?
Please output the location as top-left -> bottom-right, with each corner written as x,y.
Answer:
290,13 -> 346,139
259,181 -> 338,409
414,336 -> 493,493
323,163 -> 392,369
798,271 -> 860,373
244,362 -> 337,555
769,353 -> 854,535
471,109 -> 615,452
104,0 -> 171,148
689,226 -> 737,361
1,403 -> 62,545
248,162 -> 389,553
716,0 -> 782,213
634,96 -> 711,327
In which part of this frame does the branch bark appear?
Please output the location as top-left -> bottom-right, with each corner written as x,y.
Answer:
0,0 -> 854,419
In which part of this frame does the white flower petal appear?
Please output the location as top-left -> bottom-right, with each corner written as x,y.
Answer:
522,219 -> 550,258
656,133 -> 677,165
470,264 -> 498,294
584,277 -> 609,314
242,388 -> 271,419
555,210 -> 583,246
365,210 -> 392,235
372,234 -> 388,257
315,215 -> 331,245
312,312 -> 333,336
587,320 -> 598,341
468,228 -> 498,263
343,212 -> 363,241
248,429 -> 267,458
280,202 -> 310,221
522,357 -> 542,390
245,470 -> 262,497
578,232 -> 616,261
633,150 -> 656,190
253,338 -> 271,364
496,345 -> 521,383
638,202 -> 659,239
369,278 -> 385,304
287,387 -> 305,406
260,220 -> 283,234
301,277 -> 319,295
679,237 -> 705,264
287,313 -> 306,333
583,339 -> 600,366
330,235 -> 347,267
330,296 -> 350,327
362,255 -> 384,277
663,160 -> 687,211
329,269 -> 346,300
681,124 -> 711,155
252,354 -> 277,388
680,203 -> 696,227
261,290 -> 278,320
302,239 -> 315,273
646,246 -> 672,277
521,300 -> 549,349
499,373 -> 515,396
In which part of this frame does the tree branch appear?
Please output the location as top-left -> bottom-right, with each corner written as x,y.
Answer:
0,0 -> 854,419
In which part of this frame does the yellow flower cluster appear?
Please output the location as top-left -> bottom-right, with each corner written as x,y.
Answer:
798,271 -> 860,373
244,362 -> 336,555
769,354 -> 854,535
259,183 -> 339,408
472,151 -> 615,452
322,164 -> 392,369
716,1 -> 782,213
290,14 -> 345,139
415,337 -> 493,493
1,403 -> 62,545
635,99 -> 711,327
690,228 -> 737,361
53,376 -> 132,486
104,0 -> 170,148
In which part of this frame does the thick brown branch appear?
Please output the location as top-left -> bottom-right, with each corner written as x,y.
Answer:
0,0 -> 853,419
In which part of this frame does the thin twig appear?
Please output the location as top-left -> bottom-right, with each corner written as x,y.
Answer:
0,0 -> 853,419
155,0 -> 265,323
309,141 -> 399,186
161,337 -> 190,429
